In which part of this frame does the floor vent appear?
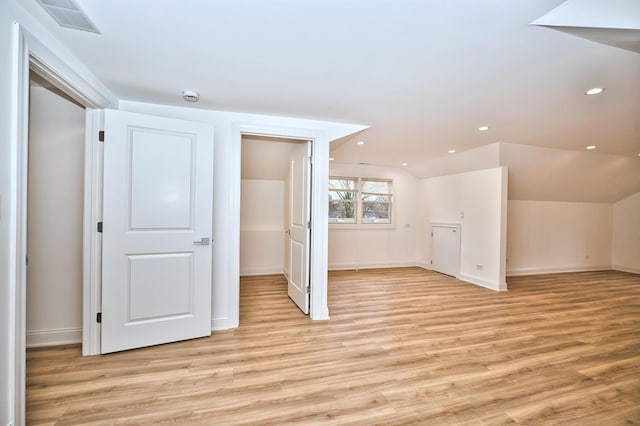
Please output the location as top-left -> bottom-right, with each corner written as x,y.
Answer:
36,0 -> 100,34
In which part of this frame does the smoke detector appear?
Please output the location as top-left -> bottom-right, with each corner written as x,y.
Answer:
182,90 -> 200,102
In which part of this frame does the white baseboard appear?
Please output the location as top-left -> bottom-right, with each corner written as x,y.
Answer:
329,260 -> 418,271
458,273 -> 503,291
506,265 -> 612,276
240,267 -> 284,276
612,264 -> 640,275
415,262 -> 432,270
26,327 -> 82,348
311,307 -> 330,321
211,316 -> 231,331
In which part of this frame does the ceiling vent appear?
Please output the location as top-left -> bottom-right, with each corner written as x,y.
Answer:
36,0 -> 100,34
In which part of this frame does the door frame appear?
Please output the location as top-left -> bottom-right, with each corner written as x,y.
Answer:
10,23 -> 113,425
231,124 -> 330,324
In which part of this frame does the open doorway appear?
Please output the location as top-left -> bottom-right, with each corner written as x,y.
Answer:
240,135 -> 311,317
26,72 -> 86,348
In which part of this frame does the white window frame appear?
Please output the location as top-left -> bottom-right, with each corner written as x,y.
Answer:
328,176 -> 358,224
361,178 -> 393,224
329,176 -> 394,228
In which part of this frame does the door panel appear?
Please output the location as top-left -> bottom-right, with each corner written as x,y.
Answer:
287,142 -> 311,314
101,109 -> 214,354
431,224 -> 460,277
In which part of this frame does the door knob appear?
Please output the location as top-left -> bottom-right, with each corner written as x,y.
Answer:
193,237 -> 211,246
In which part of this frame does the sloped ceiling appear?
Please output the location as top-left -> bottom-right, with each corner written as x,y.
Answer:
18,0 -> 640,202
531,0 -> 640,53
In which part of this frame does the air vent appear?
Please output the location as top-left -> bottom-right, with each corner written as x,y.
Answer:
36,0 -> 100,34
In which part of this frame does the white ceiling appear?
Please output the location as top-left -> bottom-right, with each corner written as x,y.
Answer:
18,0 -> 640,202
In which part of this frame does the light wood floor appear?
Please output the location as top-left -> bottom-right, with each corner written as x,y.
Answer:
27,268 -> 640,425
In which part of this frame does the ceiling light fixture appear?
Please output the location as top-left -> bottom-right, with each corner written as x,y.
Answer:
586,145 -> 596,150
448,149 -> 456,154
182,89 -> 200,102
356,141 -> 365,145
478,126 -> 489,131
401,163 -> 408,166
585,87 -> 605,95
329,157 -> 335,161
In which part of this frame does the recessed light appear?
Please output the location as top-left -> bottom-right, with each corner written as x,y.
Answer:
478,126 -> 489,131
586,145 -> 596,150
356,141 -> 364,145
448,149 -> 456,154
329,157 -> 334,161
401,163 -> 408,166
585,87 -> 605,96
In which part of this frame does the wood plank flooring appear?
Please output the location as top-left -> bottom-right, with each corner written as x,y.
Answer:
27,268 -> 640,425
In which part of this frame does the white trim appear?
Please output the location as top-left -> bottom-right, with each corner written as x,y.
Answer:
11,23 -> 113,426
231,123 -> 330,323
26,328 -> 82,348
240,268 -> 285,276
506,265 -> 612,276
211,316 -> 230,331
458,273 -> 504,291
416,262 -> 432,270
81,110 -> 104,356
612,264 -> 640,275
329,261 -> 418,271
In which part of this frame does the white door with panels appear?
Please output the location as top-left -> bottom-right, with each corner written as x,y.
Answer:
101,109 -> 214,354
287,141 -> 311,314
431,224 -> 461,277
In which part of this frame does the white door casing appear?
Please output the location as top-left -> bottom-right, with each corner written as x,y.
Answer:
101,109 -> 214,353
287,141 -> 311,314
431,224 -> 461,277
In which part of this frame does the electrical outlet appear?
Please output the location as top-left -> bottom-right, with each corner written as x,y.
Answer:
476,264 -> 483,271
460,211 -> 464,219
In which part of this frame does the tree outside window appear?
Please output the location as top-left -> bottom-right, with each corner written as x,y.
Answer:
329,177 -> 392,224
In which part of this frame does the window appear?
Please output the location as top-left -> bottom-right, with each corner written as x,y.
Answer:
361,179 -> 392,223
329,178 -> 357,223
329,177 -> 393,224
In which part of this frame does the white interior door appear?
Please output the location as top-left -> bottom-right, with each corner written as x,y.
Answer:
101,109 -> 214,354
287,141 -> 311,314
431,224 -> 461,277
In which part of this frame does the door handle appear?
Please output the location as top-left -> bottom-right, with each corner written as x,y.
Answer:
286,229 -> 291,235
193,237 -> 211,246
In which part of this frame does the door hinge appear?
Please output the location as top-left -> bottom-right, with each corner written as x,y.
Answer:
306,285 -> 311,294
307,220 -> 311,229
98,130 -> 105,142
430,260 -> 433,265
96,312 -> 102,323
308,155 -> 313,165
97,221 -> 103,233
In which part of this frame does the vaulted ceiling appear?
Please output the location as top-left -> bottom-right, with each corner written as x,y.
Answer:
19,0 -> 640,202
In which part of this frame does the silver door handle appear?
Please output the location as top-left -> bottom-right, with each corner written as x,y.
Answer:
193,237 -> 210,246
286,229 -> 291,235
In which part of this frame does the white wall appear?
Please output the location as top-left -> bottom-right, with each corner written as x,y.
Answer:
119,100 -> 366,329
612,192 -> 640,273
420,167 -> 508,290
507,200 -> 613,275
240,179 -> 285,275
328,164 -> 420,270
26,86 -> 85,347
